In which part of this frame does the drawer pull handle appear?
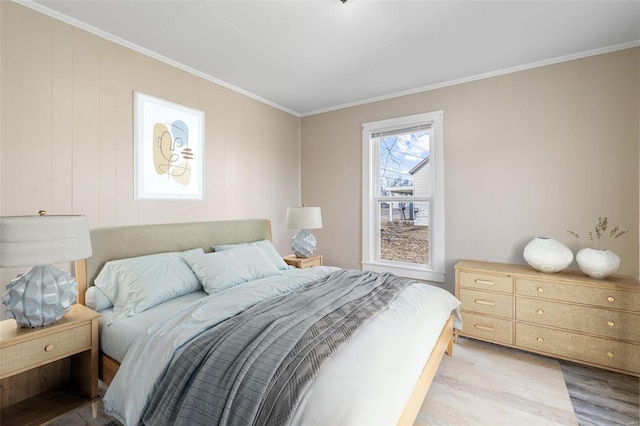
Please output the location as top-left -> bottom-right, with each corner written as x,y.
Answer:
607,352 -> 614,358
607,296 -> 615,303
607,321 -> 615,327
474,324 -> 494,332
44,344 -> 54,352
475,279 -> 494,286
474,299 -> 495,306
536,337 -> 544,342
537,287 -> 544,293
537,309 -> 544,314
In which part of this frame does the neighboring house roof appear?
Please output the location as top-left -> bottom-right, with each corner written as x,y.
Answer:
409,156 -> 430,175
388,186 -> 414,195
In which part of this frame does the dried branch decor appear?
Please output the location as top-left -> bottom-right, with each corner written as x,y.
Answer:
567,216 -> 628,250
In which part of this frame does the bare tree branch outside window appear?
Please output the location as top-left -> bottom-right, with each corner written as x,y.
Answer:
378,132 -> 431,265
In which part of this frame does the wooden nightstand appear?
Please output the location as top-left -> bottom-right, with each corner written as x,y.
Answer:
283,254 -> 323,269
0,304 -> 100,426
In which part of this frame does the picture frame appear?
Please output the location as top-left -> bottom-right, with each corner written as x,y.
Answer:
134,92 -> 205,200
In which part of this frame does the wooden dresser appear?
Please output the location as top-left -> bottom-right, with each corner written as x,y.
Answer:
454,260 -> 640,377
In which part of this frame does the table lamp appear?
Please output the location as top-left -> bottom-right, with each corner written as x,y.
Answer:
0,212 -> 92,327
286,206 -> 322,258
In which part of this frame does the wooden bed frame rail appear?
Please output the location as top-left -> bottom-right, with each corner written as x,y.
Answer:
398,314 -> 453,425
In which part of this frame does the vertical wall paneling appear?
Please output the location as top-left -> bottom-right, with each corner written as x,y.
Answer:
98,39 -> 118,227
200,82 -> 229,221
0,1 -> 5,216
114,48 -> 139,225
4,6 -> 54,215
0,4 -> 4,317
71,29 -> 101,226
51,20 -> 74,214
1,2 -> 302,280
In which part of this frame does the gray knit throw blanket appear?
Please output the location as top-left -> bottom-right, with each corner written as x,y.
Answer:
142,269 -> 413,426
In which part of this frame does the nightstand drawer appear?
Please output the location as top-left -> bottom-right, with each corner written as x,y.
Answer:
0,324 -> 91,377
516,297 -> 640,342
460,311 -> 513,345
459,271 -> 513,293
516,323 -> 640,375
515,278 -> 640,311
459,288 -> 513,318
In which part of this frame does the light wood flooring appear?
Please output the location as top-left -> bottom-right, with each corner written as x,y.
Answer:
417,337 -> 578,425
47,337 -> 638,426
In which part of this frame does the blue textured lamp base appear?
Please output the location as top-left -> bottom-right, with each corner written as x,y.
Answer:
2,265 -> 78,328
291,229 -> 317,258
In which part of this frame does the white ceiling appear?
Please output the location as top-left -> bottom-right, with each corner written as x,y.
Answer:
19,0 -> 640,116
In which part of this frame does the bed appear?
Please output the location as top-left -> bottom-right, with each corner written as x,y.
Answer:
74,219 -> 461,426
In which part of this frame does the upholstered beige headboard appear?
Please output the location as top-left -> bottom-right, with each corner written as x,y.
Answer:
74,219 -> 272,304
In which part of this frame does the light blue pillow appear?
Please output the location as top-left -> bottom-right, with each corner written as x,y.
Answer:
185,245 -> 282,295
94,248 -> 204,322
212,239 -> 288,270
85,286 -> 113,312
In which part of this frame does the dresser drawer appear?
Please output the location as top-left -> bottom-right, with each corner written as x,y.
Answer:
460,311 -> 513,345
516,323 -> 640,375
515,278 -> 640,311
459,288 -> 513,318
459,271 -> 513,293
0,324 -> 91,377
516,297 -> 640,343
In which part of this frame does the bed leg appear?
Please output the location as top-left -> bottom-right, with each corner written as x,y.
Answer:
92,401 -> 98,418
446,337 -> 453,357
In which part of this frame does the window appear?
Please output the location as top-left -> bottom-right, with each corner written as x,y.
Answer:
362,111 -> 444,282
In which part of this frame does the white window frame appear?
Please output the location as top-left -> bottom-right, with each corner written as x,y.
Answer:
362,111 -> 445,282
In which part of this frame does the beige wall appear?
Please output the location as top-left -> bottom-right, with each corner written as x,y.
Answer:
301,48 -> 640,293
2,2 -> 638,303
0,3 -> 301,290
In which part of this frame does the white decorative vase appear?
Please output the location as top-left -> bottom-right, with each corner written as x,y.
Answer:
576,248 -> 620,279
523,237 -> 573,273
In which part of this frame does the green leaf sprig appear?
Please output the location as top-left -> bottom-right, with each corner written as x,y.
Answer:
567,216 -> 628,250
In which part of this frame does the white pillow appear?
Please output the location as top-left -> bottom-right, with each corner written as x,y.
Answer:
212,239 -> 289,270
85,286 -> 113,312
185,245 -> 282,295
94,248 -> 204,322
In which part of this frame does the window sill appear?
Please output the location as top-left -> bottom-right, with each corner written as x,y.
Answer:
362,261 -> 445,283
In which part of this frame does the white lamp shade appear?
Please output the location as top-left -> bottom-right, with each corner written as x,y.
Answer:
0,215 -> 92,267
286,207 -> 322,230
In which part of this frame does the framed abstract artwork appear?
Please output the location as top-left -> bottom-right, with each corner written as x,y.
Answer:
134,92 -> 205,200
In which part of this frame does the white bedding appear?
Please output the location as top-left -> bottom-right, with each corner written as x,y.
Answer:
99,290 -> 207,362
101,267 -> 460,426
